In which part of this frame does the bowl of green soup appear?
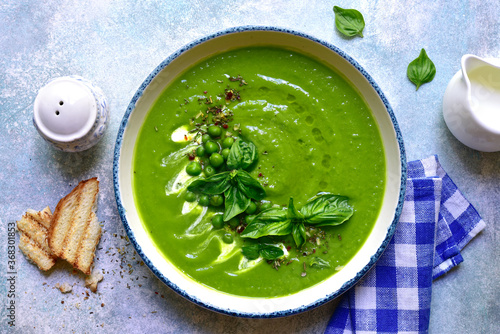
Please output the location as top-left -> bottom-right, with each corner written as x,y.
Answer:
114,26 -> 406,317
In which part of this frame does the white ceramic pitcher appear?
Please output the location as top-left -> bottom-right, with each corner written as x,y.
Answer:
443,54 -> 500,152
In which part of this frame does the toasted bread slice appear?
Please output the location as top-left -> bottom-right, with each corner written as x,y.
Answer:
17,206 -> 56,271
49,178 -> 101,275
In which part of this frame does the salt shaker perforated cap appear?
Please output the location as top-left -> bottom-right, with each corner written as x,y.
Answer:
34,78 -> 97,141
33,76 -> 109,152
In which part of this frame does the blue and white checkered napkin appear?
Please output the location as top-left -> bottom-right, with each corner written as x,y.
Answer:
326,155 -> 486,334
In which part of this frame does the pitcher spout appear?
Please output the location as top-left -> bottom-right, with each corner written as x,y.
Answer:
460,54 -> 500,93
443,54 -> 500,152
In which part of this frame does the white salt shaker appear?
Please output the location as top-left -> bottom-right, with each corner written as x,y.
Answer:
33,75 -> 110,152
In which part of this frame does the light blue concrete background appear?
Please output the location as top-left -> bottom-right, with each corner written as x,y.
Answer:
0,1 -> 498,333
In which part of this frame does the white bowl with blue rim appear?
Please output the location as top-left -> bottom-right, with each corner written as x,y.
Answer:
113,26 -> 406,317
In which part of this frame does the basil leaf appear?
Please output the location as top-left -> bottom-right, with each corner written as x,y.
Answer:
226,138 -> 257,170
241,244 -> 260,260
187,172 -> 231,194
258,220 -> 292,237
407,48 -> 436,90
248,207 -> 287,223
287,197 -> 303,220
223,186 -> 251,221
300,194 -> 333,217
241,207 -> 289,238
309,257 -> 331,269
333,6 -> 365,38
260,245 -> 284,260
239,220 -> 267,238
241,219 -> 292,239
292,222 -> 306,247
226,139 -> 243,170
239,140 -> 257,169
241,243 -> 284,261
236,170 -> 266,200
300,194 -> 353,227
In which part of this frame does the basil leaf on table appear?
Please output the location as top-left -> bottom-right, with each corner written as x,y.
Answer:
309,257 -> 331,269
407,48 -> 436,90
236,170 -> 266,201
187,172 -> 231,194
223,186 -> 251,221
260,244 -> 284,260
300,194 -> 353,227
333,6 -> 365,38
227,138 -> 257,170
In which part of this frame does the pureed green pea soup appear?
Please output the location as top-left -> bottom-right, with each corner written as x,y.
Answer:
133,47 -> 385,297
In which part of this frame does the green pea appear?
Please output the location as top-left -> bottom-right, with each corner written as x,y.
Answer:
201,134 -> 211,143
204,141 -> 219,155
210,194 -> 224,207
245,201 -> 257,214
207,125 -> 222,138
186,161 -> 202,176
245,215 -> 255,225
196,146 -> 206,157
209,153 -> 224,167
211,215 -> 224,229
204,165 -> 216,177
198,195 -> 210,206
222,233 -> 234,244
184,191 -> 197,202
259,202 -> 272,211
221,148 -> 230,160
228,218 -> 239,228
222,137 -> 234,148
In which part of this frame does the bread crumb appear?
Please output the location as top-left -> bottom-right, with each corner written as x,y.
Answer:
55,283 -> 73,294
85,272 -> 104,293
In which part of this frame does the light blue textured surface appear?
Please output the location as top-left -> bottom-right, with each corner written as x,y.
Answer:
0,1 -> 498,333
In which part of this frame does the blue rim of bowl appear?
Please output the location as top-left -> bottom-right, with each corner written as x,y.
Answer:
113,25 -> 407,318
